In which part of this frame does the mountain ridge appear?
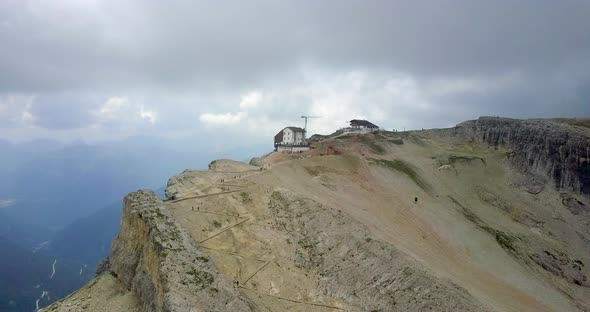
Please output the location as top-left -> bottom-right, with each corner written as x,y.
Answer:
45,117 -> 590,312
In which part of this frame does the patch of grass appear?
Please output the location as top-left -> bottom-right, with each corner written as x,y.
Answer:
358,136 -> 386,154
492,230 -> 518,253
479,224 -> 519,254
448,155 -> 486,165
435,154 -> 486,168
448,143 -> 482,154
195,256 -> 209,263
169,229 -> 181,241
334,134 -> 352,140
298,238 -> 319,249
367,142 -> 386,154
475,186 -> 511,213
212,220 -> 222,228
148,210 -> 182,244
303,165 -> 341,176
449,196 -> 484,224
449,195 -> 519,254
240,191 -> 252,204
304,166 -> 321,176
388,138 -> 404,145
321,129 -> 344,139
185,268 -> 214,289
394,132 -> 426,146
368,158 -> 431,191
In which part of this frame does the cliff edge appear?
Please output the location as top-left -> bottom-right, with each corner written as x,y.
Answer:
426,117 -> 590,196
45,118 -> 590,312
46,189 -> 252,312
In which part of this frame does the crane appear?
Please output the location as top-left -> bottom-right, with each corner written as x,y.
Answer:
301,115 -> 320,139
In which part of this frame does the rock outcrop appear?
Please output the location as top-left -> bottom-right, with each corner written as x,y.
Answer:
269,190 -> 489,312
429,117 -> 590,197
107,190 -> 252,312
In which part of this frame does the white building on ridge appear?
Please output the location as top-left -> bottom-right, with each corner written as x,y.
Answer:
274,127 -> 309,152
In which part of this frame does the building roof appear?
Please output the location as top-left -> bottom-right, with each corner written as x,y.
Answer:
285,126 -> 305,132
349,119 -> 379,128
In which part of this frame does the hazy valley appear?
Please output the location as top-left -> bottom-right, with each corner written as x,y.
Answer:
0,137 -> 266,311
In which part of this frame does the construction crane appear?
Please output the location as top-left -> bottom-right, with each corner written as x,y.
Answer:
301,115 -> 320,139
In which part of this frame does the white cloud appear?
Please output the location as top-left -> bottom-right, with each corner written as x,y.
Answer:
193,69 -> 441,138
96,96 -> 157,125
196,70 -> 437,137
239,91 -> 263,110
0,95 -> 36,127
0,68 -> 563,144
21,109 -> 35,124
99,96 -> 128,119
139,106 -> 157,124
296,70 -> 433,133
0,199 -> 16,208
199,111 -> 247,126
0,0 -> 587,146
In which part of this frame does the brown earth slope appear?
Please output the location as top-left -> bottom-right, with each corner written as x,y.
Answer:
45,118 -> 590,312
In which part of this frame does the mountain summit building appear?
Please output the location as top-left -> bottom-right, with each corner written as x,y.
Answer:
274,126 -> 309,153
349,119 -> 379,131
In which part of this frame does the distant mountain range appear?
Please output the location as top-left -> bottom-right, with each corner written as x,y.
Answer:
0,211 -> 52,250
47,187 -> 165,268
0,136 -> 267,311
0,136 -> 266,230
0,199 -> 122,312
0,237 -> 92,312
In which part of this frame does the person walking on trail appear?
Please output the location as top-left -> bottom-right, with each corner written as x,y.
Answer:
414,196 -> 418,204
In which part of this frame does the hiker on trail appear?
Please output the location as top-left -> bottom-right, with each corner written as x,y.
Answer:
414,196 -> 418,203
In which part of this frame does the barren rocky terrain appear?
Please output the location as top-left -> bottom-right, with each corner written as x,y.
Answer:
45,117 -> 590,312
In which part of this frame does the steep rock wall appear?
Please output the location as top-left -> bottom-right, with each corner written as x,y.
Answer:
107,190 -> 252,312
428,117 -> 590,196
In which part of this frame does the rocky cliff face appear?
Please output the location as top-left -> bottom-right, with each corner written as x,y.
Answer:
269,191 -> 488,311
429,117 -> 590,196
105,190 -> 252,312
45,120 -> 590,312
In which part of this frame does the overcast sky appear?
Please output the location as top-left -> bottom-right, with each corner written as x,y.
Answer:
1,0 -> 589,144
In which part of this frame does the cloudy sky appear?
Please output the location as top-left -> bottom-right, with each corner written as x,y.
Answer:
1,0 -> 589,144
